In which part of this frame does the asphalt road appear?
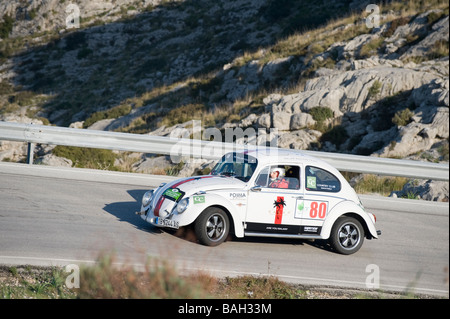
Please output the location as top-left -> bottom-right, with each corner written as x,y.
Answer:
0,169 -> 448,297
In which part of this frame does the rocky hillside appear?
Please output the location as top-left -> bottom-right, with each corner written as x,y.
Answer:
0,0 -> 448,199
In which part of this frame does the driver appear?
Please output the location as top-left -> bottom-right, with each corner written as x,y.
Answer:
269,167 -> 289,188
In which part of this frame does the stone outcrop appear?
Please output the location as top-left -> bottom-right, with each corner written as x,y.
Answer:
390,179 -> 449,202
0,1 -> 448,201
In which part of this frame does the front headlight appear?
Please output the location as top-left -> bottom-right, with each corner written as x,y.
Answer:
176,198 -> 189,214
142,190 -> 154,207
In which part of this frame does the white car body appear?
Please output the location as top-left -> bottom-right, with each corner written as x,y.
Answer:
137,149 -> 380,254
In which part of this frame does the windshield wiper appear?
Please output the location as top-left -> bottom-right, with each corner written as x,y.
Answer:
219,172 -> 236,177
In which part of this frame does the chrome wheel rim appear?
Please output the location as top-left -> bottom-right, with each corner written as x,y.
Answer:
205,214 -> 226,242
338,222 -> 361,250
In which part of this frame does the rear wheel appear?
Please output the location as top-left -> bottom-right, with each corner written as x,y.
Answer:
329,217 -> 364,255
195,207 -> 230,246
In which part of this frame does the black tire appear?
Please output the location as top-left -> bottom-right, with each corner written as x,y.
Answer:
195,207 -> 230,246
329,217 -> 365,255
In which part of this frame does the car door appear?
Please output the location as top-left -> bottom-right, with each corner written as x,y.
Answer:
245,164 -> 303,235
294,165 -> 344,236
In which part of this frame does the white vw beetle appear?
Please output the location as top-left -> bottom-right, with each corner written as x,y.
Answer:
137,149 -> 380,254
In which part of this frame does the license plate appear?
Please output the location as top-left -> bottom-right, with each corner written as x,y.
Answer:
156,217 -> 179,229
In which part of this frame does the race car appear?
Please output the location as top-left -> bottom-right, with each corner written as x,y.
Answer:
137,149 -> 380,254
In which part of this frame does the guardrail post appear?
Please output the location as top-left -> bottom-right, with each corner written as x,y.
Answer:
27,142 -> 35,165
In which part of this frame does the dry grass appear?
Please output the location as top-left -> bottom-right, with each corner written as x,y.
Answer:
350,174 -> 409,196
77,253 -> 214,299
214,275 -> 304,299
1,255 -> 441,299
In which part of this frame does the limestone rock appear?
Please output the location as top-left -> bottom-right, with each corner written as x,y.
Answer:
277,130 -> 321,150
271,112 -> 291,131
401,15 -> 449,60
35,154 -> 73,167
377,107 -> 449,158
133,155 -> 172,174
262,56 -> 293,80
257,113 -> 271,129
390,179 -> 449,202
290,112 -> 315,130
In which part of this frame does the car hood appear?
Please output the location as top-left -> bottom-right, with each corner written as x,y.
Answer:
149,175 -> 245,218
159,175 -> 245,195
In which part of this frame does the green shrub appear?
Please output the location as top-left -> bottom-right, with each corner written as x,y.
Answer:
52,146 -> 118,170
83,104 -> 132,128
392,108 -> 414,126
0,81 -> 14,95
368,80 -> 382,98
309,106 -> 334,122
426,11 -> 445,25
383,17 -> 410,37
77,47 -> 93,59
427,39 -> 449,60
0,14 -> 14,39
320,125 -> 349,147
437,142 -> 449,161
353,174 -> 408,196
64,31 -> 87,50
160,104 -> 206,127
359,37 -> 385,58
9,91 -> 36,106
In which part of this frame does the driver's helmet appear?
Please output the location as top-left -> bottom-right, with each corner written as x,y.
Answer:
270,167 -> 285,179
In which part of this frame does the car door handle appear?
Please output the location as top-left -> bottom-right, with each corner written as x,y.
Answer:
251,186 -> 262,192
295,195 -> 304,199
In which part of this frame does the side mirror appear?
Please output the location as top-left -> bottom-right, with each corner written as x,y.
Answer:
251,186 -> 262,192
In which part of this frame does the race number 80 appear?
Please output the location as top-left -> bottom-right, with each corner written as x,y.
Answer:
295,199 -> 329,220
309,201 -> 327,219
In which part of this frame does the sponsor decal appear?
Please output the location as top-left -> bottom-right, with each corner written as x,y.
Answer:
155,176 -> 213,216
163,188 -> 184,202
300,226 -> 322,234
266,225 -> 289,232
229,192 -> 246,200
303,226 -> 318,233
306,176 -> 317,189
193,195 -> 205,204
246,222 -> 300,234
246,223 -> 322,235
273,196 -> 286,224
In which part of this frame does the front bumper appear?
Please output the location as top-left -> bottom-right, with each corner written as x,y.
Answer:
136,205 -> 180,230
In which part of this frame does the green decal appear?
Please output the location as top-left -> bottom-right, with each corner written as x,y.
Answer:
193,195 -> 205,204
307,176 -> 316,189
297,201 -> 304,212
163,188 -> 182,201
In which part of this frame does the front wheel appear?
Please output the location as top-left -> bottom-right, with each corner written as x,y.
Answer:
195,207 -> 230,246
329,217 -> 365,255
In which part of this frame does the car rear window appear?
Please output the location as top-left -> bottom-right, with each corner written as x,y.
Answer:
305,166 -> 341,192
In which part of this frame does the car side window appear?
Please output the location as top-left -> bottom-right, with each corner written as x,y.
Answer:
255,165 -> 300,190
305,166 -> 341,192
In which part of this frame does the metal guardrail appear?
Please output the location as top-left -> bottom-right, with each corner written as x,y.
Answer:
0,121 -> 448,181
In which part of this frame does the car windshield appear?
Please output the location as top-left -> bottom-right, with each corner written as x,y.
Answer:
211,152 -> 258,182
